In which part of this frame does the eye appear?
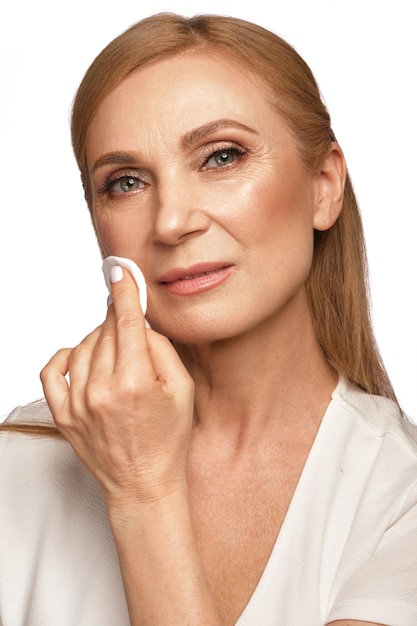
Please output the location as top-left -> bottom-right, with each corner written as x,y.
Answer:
204,147 -> 246,169
111,176 -> 143,194
97,173 -> 145,197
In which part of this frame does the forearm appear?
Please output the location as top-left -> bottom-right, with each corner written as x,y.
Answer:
108,487 -> 222,626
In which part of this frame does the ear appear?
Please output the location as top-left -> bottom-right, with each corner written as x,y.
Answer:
313,143 -> 346,231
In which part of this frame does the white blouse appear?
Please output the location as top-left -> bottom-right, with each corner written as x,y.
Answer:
1,377 -> 417,625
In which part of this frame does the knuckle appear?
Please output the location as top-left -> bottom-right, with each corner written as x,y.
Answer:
116,311 -> 141,332
116,376 -> 143,402
70,343 -> 90,363
96,331 -> 113,348
84,381 -> 110,413
85,374 -> 145,416
68,390 -> 88,420
40,348 -> 66,380
39,364 -> 48,383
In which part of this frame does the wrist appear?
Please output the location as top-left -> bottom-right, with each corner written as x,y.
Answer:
105,478 -> 189,531
104,480 -> 222,625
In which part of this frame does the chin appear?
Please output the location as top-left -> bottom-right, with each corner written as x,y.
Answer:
149,311 -> 260,347
152,323 -> 227,345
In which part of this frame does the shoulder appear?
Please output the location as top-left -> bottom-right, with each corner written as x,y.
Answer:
0,398 -> 104,545
0,402 -> 128,624
4,397 -> 55,425
324,380 -> 417,625
0,399 -> 58,470
332,376 -> 417,462
320,376 -> 417,516
0,399 -> 94,502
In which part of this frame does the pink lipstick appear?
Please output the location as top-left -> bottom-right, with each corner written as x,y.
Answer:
159,262 -> 235,296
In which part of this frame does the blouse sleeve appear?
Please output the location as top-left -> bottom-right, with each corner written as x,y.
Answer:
327,481 -> 417,626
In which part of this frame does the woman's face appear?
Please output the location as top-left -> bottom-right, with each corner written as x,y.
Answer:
86,53 -> 325,342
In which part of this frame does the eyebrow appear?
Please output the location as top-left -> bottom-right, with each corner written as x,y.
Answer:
91,118 -> 258,173
92,152 -> 138,174
181,118 -> 258,149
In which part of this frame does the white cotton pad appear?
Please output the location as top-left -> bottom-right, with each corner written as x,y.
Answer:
102,256 -> 147,315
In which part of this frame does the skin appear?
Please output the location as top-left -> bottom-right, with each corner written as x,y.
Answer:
87,54 -> 334,345
41,53 -> 383,626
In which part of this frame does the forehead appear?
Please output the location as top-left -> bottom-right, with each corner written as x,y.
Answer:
86,52 -> 286,153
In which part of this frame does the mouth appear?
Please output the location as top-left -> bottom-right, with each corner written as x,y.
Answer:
158,262 -> 236,296
177,269 -> 221,280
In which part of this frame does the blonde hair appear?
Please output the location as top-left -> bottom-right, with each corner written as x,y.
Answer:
1,13 -> 397,436
72,12 -> 396,401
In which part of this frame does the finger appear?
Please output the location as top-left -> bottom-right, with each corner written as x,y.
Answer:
110,265 -> 154,377
67,325 -> 104,390
40,348 -> 72,426
58,324 -> 106,423
88,305 -> 117,380
41,347 -> 97,470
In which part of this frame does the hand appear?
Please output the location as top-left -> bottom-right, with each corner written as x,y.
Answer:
40,266 -> 195,509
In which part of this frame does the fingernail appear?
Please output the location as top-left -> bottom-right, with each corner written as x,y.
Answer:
107,294 -> 113,307
110,265 -> 123,284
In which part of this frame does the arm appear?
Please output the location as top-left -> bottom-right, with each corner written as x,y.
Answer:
109,490 -> 220,625
41,267 -> 221,625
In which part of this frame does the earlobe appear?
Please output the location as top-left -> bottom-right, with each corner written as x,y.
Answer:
313,143 -> 346,231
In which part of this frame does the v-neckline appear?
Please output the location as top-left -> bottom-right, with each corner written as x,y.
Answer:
235,375 -> 345,624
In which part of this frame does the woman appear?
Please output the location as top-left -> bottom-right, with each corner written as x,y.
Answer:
1,12 -> 416,626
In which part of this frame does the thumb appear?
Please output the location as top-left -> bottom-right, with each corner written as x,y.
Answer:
146,330 -> 194,395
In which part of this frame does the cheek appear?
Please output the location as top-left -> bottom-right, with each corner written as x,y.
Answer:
93,211 -> 148,259
205,173 -> 280,236
231,173 -> 310,241
243,174 -> 316,277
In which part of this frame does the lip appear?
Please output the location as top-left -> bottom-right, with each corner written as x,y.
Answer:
158,262 -> 236,296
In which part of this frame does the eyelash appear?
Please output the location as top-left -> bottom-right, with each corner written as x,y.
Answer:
97,170 -> 144,196
97,143 -> 248,197
201,144 -> 248,169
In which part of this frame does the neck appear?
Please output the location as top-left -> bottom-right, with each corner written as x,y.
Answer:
174,303 -> 338,439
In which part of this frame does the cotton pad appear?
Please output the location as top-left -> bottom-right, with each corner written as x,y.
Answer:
102,256 -> 147,315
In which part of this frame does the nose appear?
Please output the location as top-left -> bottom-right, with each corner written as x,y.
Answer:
152,178 -> 210,246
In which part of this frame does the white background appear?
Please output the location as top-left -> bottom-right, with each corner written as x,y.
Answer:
0,0 -> 415,420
